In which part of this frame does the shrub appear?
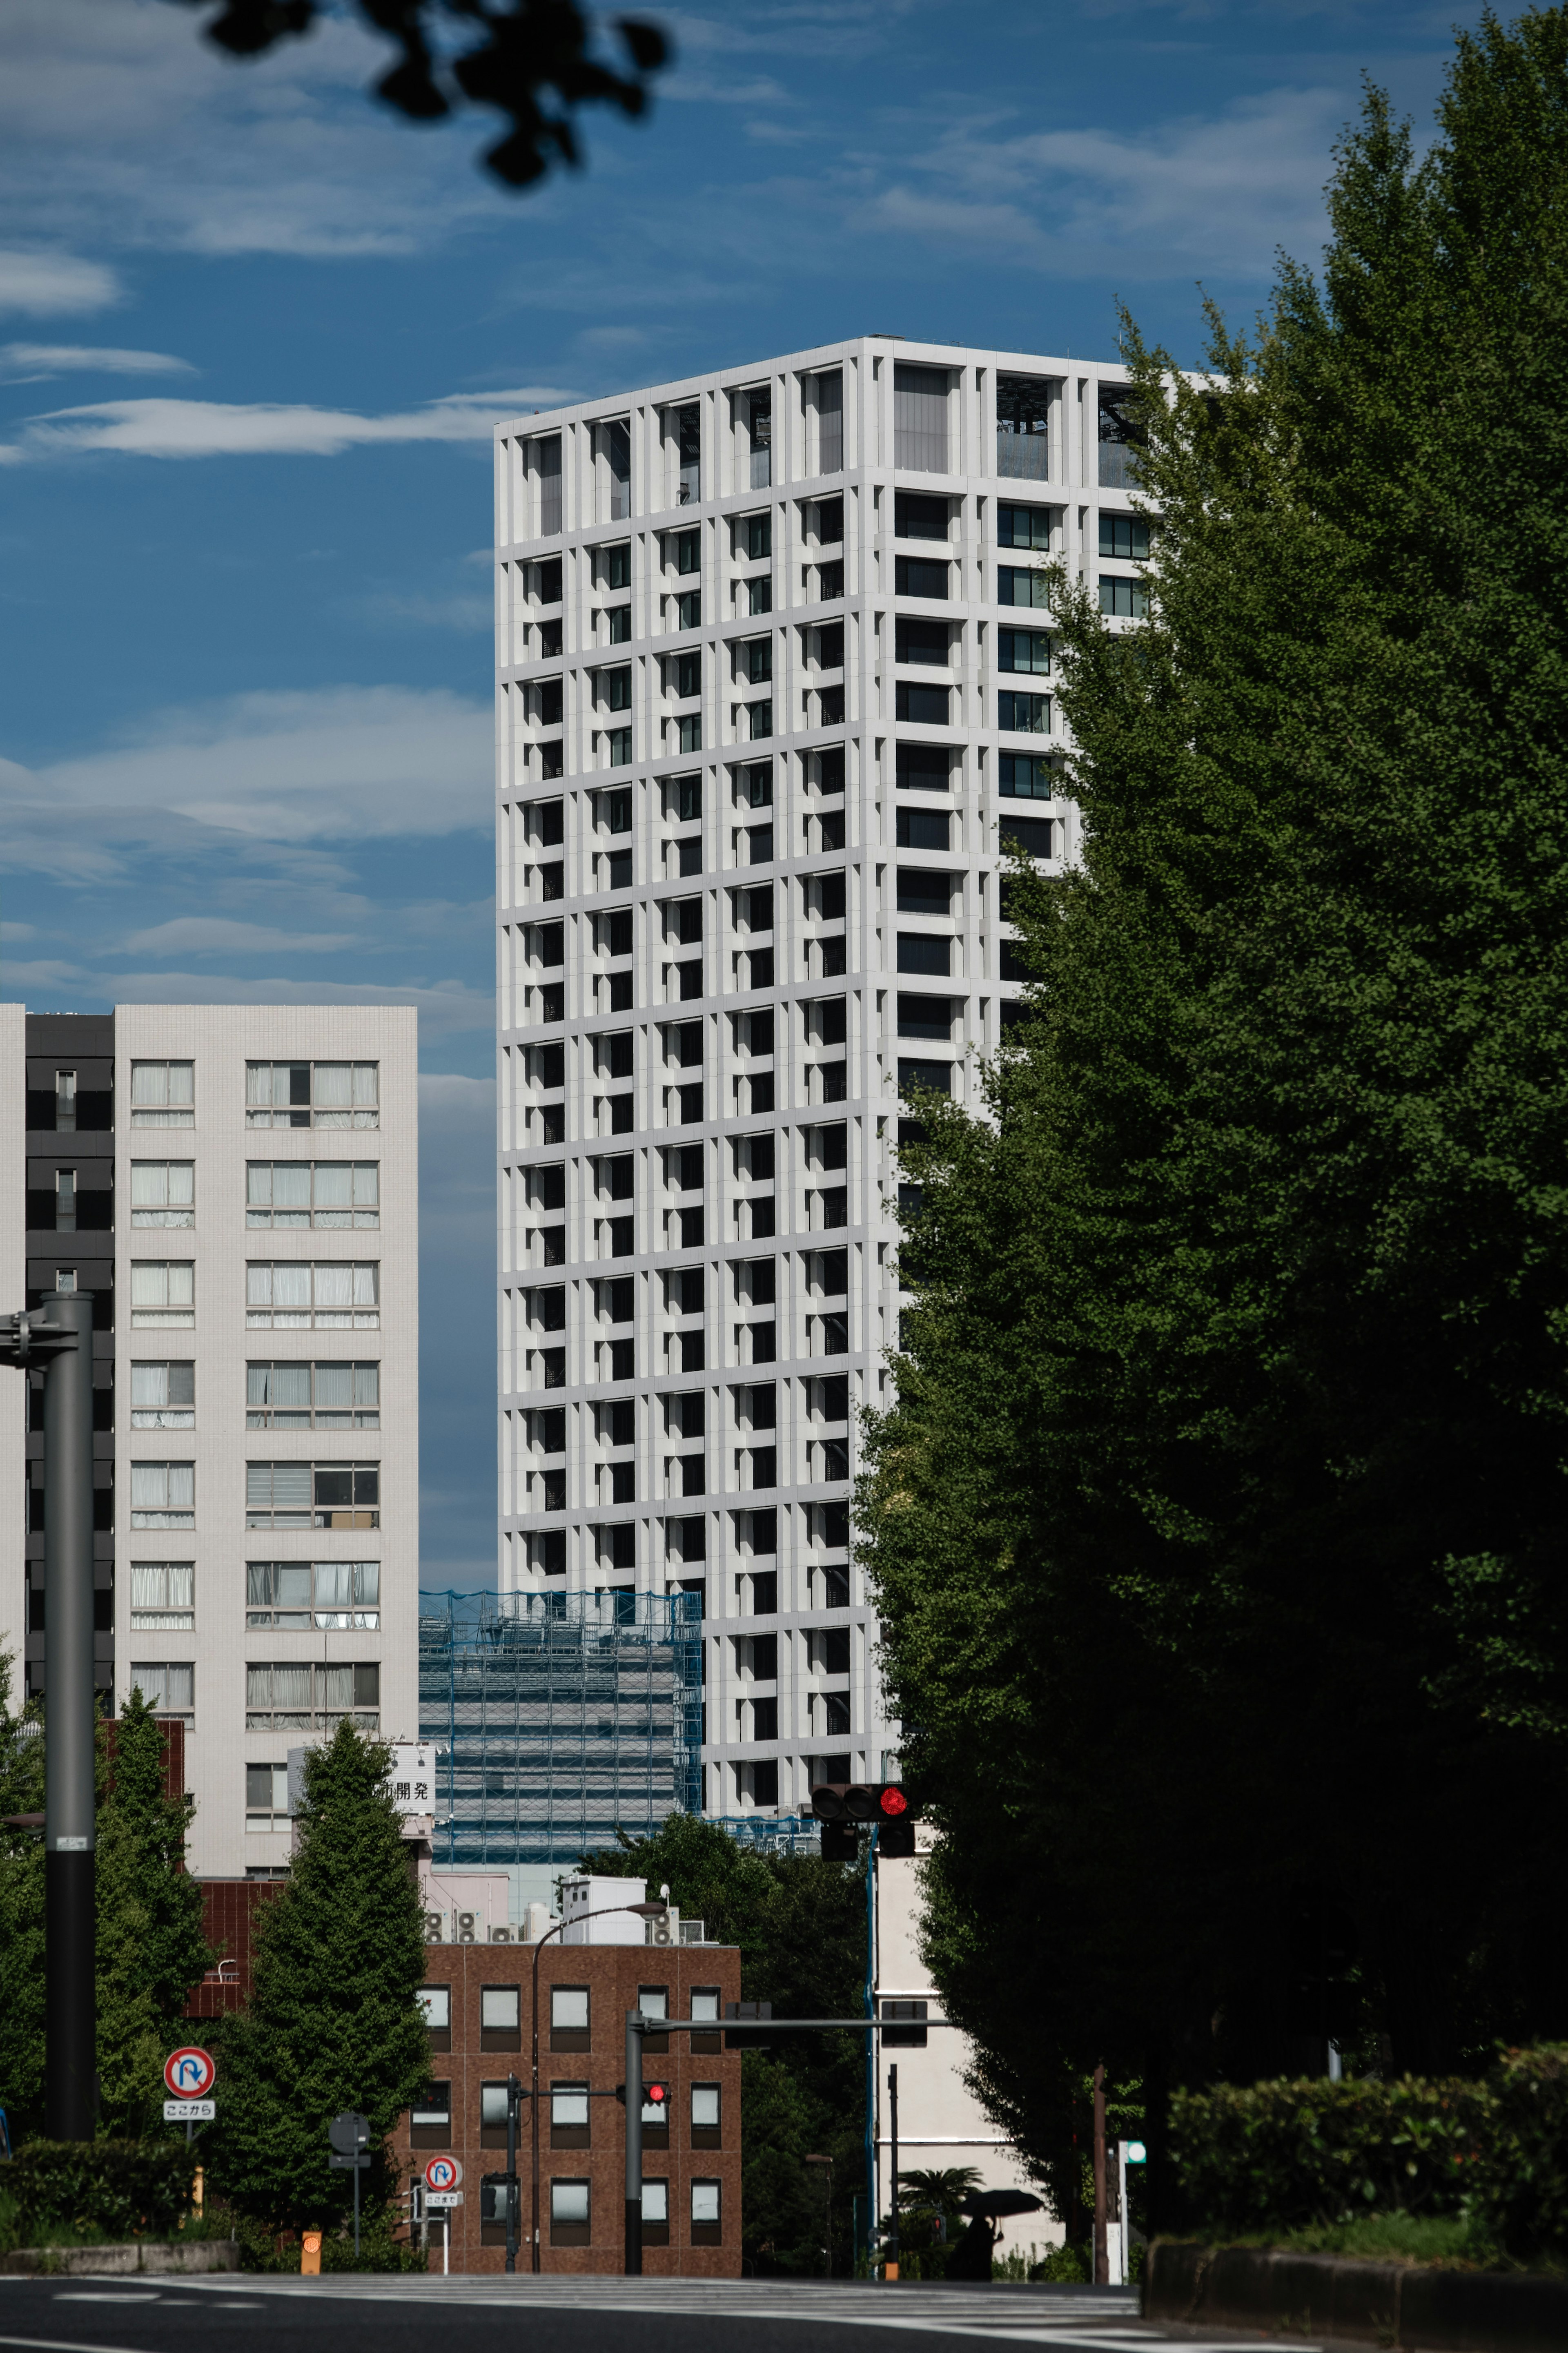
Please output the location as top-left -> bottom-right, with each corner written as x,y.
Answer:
217,2202 -> 423,2273
1466,2044 -> 1568,2260
1168,2077 -> 1494,2233
8,2140 -> 192,2243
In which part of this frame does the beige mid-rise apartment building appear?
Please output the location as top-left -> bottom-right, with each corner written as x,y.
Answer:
0,1003 -> 419,1880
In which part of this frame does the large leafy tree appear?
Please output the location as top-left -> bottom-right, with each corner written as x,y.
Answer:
0,1655 -> 47,2137
582,1814 -> 868,2273
860,4 -> 1568,2230
0,1675 -> 213,2143
207,1722 -> 430,2229
96,1689 -> 216,2136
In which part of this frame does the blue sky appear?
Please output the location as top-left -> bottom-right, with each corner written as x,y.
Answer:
0,0 -> 1483,1588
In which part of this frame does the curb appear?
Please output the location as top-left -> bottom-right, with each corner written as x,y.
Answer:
1145,2240 -> 1568,2352
1,2240 -> 240,2277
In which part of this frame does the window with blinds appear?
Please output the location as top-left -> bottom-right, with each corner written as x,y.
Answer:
246,1561 -> 380,1628
245,1660 -> 380,1730
130,1261 -> 194,1327
130,1563 -> 194,1630
245,1062 -> 379,1129
244,1461 -> 380,1529
893,363 -> 949,473
246,1162 -> 379,1227
127,1662 -> 194,1717
130,1461 -> 194,1527
246,1361 -> 379,1427
129,1062 -> 194,1128
246,1262 -> 379,1327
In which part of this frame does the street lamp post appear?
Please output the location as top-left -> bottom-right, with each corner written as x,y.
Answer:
526,1896 -> 666,2274
0,1297 -> 97,2141
806,2154 -> 834,2277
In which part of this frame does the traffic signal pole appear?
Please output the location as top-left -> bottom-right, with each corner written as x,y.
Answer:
0,1298 -> 97,2141
622,2009 -> 964,2277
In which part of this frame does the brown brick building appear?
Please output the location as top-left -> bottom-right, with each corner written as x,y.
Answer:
393,1938 -> 743,2276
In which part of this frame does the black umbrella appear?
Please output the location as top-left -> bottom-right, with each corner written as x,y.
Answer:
960,2188 -> 1045,2220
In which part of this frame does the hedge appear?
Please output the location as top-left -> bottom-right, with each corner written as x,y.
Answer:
1169,2047 -> 1568,2253
4,2140 -> 193,2244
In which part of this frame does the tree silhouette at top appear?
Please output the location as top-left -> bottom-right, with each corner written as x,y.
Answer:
169,0 -> 670,188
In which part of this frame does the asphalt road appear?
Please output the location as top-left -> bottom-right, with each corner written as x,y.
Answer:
0,2274 -> 1307,2353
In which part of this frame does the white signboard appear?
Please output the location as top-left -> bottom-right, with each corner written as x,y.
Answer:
425,2191 -> 463,2210
390,1742 -> 436,1815
164,2099 -> 215,2121
287,1741 -> 435,1818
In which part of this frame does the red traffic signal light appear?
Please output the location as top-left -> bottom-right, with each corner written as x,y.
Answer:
645,2081 -> 669,2108
810,1782 -> 917,1857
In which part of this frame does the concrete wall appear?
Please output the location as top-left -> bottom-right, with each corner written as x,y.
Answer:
874,1829 -> 1060,2263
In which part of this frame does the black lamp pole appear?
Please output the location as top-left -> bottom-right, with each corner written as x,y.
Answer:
0,1296 -> 98,2139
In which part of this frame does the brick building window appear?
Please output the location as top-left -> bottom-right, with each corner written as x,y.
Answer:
550,2082 -> 590,2149
550,1985 -> 590,2051
481,1986 -> 522,2051
551,2180 -> 590,2246
642,2179 -> 670,2246
410,2082 -> 451,2148
690,2179 -> 722,2245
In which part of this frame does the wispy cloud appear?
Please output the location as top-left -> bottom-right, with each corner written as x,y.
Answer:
119,916 -> 363,956
0,248 -> 122,316
0,957 -> 492,1039
0,341 -> 194,381
0,683 -> 492,856
0,2 -> 503,262
860,87 -> 1343,279
3,384 -> 574,464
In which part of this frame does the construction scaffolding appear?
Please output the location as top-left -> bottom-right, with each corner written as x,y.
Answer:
419,1589 -> 702,1866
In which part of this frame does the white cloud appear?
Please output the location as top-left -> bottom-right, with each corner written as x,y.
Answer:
6,955 -> 492,1039
0,1 -> 501,261
864,88 -> 1343,279
0,342 -> 193,380
0,682 -> 492,852
6,383 -> 574,463
0,248 -> 122,315
120,917 -> 362,956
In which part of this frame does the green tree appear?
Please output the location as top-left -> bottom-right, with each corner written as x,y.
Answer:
95,1689 -> 216,2137
0,1655 -> 46,2139
207,1722 -> 429,2232
860,2 -> 1568,2230
581,1814 -> 869,2272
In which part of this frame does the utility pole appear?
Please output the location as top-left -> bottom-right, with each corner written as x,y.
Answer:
886,2062 -> 900,2282
1092,2062 -> 1108,2286
0,1297 -> 97,2140
624,2009 -> 643,2276
504,2072 -> 521,2273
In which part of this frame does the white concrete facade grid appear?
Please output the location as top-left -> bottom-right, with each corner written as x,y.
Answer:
492,336 -> 1136,1819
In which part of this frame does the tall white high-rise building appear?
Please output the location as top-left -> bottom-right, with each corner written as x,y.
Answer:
493,337 -> 1139,1817
0,1003 -> 419,1880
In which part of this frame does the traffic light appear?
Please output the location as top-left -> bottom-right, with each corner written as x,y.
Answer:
810,1781 -> 918,1860
615,2080 -> 671,2108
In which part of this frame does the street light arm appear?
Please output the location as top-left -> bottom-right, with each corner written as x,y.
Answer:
528,1896 -> 668,2273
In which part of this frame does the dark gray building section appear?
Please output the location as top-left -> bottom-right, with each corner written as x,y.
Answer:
23,1014 -> 115,1700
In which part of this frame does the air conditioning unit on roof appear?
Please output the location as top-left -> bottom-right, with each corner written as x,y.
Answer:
456,1908 -> 485,1943
489,1925 -> 515,1943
